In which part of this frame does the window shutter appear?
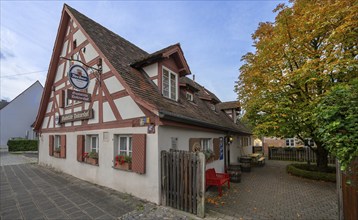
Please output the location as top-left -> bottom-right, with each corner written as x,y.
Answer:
49,135 -> 54,156
77,135 -> 85,162
132,134 -> 146,174
189,138 -> 201,152
60,135 -> 66,158
213,138 -> 220,160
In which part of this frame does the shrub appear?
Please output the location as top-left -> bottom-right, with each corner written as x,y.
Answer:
7,139 -> 38,152
287,163 -> 336,182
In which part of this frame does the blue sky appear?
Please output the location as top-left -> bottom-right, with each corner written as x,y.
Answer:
0,0 -> 286,102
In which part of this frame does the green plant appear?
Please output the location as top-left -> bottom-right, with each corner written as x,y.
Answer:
7,140 -> 38,152
204,149 -> 214,160
287,163 -> 336,182
54,147 -> 61,153
88,152 -> 98,159
124,155 -> 132,163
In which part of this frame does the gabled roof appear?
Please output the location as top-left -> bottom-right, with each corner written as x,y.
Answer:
0,100 -> 9,110
34,4 -> 251,135
217,101 -> 241,111
1,81 -> 43,112
131,43 -> 191,76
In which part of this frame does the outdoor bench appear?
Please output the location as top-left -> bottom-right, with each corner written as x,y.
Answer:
205,168 -> 230,196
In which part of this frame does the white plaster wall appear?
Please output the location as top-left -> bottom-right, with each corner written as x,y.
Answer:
48,116 -> 54,128
61,40 -> 68,57
87,78 -> 96,95
229,135 -> 253,163
38,126 -> 160,203
46,102 -> 53,113
55,63 -> 65,83
114,97 -> 145,119
42,117 -> 49,129
0,82 -> 43,146
73,20 -> 77,28
158,126 -> 226,173
153,79 -> 158,86
56,82 -> 65,91
103,102 -> 116,122
104,76 -> 124,94
83,44 -> 98,63
64,61 -> 70,77
102,61 -> 110,74
143,63 -> 158,78
73,29 -> 86,46
88,101 -> 99,124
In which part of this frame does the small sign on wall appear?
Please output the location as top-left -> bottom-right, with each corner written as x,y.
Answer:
147,123 -> 155,134
67,89 -> 91,102
220,137 -> 224,160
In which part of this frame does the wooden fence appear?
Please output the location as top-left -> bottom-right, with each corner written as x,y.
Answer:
160,150 -> 205,218
268,147 -> 336,164
340,157 -> 358,220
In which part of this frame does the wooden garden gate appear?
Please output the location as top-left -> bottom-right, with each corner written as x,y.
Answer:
160,150 -> 205,218
338,157 -> 358,220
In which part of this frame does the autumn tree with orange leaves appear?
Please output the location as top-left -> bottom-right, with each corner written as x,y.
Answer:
236,0 -> 357,171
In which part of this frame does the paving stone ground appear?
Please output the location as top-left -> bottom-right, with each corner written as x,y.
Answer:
0,152 -> 338,219
0,152 -> 195,220
205,160 -> 338,220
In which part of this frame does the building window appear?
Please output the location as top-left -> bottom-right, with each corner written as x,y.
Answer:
115,135 -> 132,157
286,138 -> 295,147
86,134 -> 99,153
54,135 -> 61,152
201,138 -> 211,151
162,67 -> 178,101
186,92 -> 193,101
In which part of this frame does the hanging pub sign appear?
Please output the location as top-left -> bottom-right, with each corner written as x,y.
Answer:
68,65 -> 90,90
59,109 -> 93,123
67,89 -> 91,102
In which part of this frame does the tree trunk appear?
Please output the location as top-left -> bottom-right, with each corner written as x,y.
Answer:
316,142 -> 329,171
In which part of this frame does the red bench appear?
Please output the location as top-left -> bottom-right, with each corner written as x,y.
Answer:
205,168 -> 230,196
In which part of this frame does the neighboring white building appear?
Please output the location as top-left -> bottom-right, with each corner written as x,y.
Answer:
0,81 -> 43,148
34,4 -> 252,204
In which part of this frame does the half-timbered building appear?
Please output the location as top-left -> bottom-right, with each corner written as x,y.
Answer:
34,4 -> 252,204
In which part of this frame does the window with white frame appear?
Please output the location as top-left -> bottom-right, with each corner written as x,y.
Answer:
201,139 -> 211,151
115,135 -> 132,157
286,138 -> 295,147
186,92 -> 193,101
162,67 -> 178,101
86,134 -> 99,153
54,135 -> 61,151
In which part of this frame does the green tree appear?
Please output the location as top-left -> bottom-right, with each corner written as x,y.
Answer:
314,79 -> 358,171
236,0 -> 357,170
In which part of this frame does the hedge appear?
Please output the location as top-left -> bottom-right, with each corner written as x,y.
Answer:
7,139 -> 38,152
286,163 -> 336,182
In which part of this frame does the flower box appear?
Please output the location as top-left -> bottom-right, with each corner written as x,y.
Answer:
114,161 -> 131,170
85,157 -> 98,165
53,152 -> 61,158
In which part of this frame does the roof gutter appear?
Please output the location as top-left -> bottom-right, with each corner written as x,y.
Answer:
158,110 -> 250,135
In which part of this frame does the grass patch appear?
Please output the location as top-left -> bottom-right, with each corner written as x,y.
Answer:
287,163 -> 336,182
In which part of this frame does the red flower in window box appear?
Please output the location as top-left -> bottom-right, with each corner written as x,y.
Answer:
114,155 -> 131,170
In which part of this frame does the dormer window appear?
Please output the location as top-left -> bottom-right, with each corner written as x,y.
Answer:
186,92 -> 193,101
210,103 -> 216,111
162,67 -> 178,101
